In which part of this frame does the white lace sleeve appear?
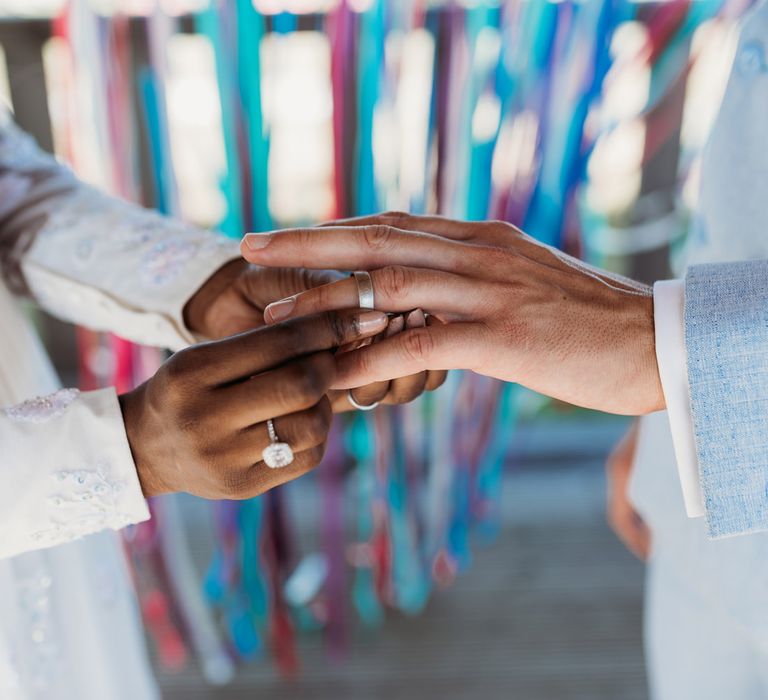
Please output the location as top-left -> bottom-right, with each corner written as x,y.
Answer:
0,113 -> 239,351
0,387 -> 150,559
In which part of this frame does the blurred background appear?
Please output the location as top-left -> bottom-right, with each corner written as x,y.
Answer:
0,0 -> 750,697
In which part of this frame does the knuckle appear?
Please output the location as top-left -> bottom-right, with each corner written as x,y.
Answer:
390,383 -> 423,405
314,283 -> 335,311
296,227 -> 317,250
363,224 -> 395,251
401,327 -> 435,365
483,245 -> 513,269
381,211 -> 408,228
272,321 -> 304,350
321,310 -> 350,346
302,444 -> 327,471
303,406 -> 332,444
162,348 -> 195,387
376,265 -> 412,301
288,360 -> 329,406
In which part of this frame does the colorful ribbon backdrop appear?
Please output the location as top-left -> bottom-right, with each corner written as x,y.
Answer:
46,0 -> 749,682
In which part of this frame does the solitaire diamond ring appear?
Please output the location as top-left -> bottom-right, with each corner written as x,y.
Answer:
262,419 -> 294,469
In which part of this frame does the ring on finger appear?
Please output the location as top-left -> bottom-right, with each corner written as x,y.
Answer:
347,389 -> 380,412
262,418 -> 295,469
352,271 -> 375,309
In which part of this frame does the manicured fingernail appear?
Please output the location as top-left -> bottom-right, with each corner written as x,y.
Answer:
406,309 -> 426,328
265,296 -> 296,323
243,233 -> 272,250
357,311 -> 388,333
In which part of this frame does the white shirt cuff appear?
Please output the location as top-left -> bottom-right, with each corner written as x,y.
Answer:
653,280 -> 705,517
0,387 -> 150,559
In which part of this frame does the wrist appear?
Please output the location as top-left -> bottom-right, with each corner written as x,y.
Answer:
632,292 -> 666,414
118,386 -> 170,498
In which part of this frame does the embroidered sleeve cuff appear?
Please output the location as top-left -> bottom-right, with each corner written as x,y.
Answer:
0,387 -> 149,560
19,186 -> 241,351
653,280 -> 705,518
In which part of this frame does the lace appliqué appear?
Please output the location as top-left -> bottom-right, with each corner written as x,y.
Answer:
140,238 -> 199,285
2,389 -> 80,424
30,461 -> 135,546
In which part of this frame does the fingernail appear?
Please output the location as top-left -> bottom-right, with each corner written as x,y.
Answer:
243,233 -> 272,250
265,296 -> 296,322
357,310 -> 388,333
406,309 -> 426,328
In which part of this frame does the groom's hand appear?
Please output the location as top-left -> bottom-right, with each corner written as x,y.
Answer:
118,309 -> 387,499
240,213 -> 664,416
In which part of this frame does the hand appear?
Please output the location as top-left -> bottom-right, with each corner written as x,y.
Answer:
240,212 -> 664,415
118,309 -> 388,499
183,259 -> 337,339
183,259 -> 445,410
606,422 -> 651,561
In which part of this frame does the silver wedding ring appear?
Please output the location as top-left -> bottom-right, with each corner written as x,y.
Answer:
352,271 -> 375,309
347,390 -> 380,412
262,419 -> 294,469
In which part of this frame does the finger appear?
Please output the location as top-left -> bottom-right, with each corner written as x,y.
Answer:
630,515 -> 652,561
190,309 -> 388,385
335,314 -> 406,410
349,309 -> 402,405
229,445 -> 328,500
384,372 -> 428,405
264,266 -> 480,324
320,212 -> 475,241
609,507 -> 651,562
350,381 -> 390,407
331,322 -> 486,389
382,309 -> 428,404
425,369 -> 449,391
241,226 -> 479,274
327,389 -> 355,413
622,517 -> 651,562
219,353 -> 336,427
239,266 -> 344,305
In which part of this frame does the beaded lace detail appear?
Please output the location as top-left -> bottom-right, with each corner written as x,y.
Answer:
2,389 -> 80,424
29,461 -> 134,546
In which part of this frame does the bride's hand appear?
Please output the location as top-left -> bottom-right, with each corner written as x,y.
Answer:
182,260 -> 444,411
118,309 -> 387,499
240,212 -> 664,416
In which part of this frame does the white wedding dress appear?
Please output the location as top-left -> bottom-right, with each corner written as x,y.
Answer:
0,114 -> 238,699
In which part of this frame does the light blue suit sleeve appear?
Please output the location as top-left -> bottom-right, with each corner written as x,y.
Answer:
686,260 -> 768,538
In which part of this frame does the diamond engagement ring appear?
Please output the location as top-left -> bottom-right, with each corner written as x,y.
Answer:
352,271 -> 375,309
262,419 -> 294,469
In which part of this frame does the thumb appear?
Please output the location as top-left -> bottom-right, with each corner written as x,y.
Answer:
241,267 -> 343,307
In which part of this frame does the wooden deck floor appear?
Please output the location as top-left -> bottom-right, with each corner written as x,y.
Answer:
158,417 -> 648,700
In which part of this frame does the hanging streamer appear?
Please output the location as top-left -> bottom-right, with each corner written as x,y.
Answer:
45,0 -> 747,683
